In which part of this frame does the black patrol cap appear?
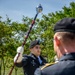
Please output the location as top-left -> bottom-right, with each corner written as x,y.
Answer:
29,40 -> 40,49
54,18 -> 75,33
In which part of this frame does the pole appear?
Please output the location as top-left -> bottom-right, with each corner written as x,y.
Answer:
8,4 -> 43,75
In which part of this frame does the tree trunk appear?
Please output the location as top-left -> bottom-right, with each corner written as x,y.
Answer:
0,59 -> 2,75
15,67 -> 18,75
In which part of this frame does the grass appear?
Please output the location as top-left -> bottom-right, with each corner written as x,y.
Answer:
1,67 -> 24,75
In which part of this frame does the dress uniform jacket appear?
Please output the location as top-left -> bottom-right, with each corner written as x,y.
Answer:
15,53 -> 47,75
34,53 -> 75,75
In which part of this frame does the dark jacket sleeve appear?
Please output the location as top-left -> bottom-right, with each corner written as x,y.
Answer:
15,54 -> 28,67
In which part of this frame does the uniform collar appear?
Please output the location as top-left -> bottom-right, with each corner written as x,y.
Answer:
59,53 -> 75,61
29,53 -> 39,59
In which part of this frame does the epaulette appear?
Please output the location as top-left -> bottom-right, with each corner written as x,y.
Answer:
40,62 -> 55,70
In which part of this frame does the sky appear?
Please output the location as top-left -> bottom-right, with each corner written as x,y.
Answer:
0,0 -> 75,23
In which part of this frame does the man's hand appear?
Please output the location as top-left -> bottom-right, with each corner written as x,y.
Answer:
14,46 -> 24,63
17,46 -> 24,54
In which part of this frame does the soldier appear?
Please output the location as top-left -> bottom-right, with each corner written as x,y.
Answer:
34,18 -> 75,75
14,40 -> 47,75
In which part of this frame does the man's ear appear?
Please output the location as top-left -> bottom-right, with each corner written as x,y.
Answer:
55,36 -> 60,46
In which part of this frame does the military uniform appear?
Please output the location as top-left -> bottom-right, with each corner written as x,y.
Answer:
34,53 -> 75,75
15,53 -> 47,75
34,18 -> 75,75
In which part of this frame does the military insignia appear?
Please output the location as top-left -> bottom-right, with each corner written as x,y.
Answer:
31,60 -> 36,66
40,62 -> 55,70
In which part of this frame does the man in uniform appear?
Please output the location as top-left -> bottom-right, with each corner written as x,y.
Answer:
14,40 -> 47,75
34,18 -> 75,75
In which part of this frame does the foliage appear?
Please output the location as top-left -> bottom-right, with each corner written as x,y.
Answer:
0,2 -> 75,75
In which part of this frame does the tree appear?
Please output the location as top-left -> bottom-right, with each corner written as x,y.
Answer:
0,2 -> 75,75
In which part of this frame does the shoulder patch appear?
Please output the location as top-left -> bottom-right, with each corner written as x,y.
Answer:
40,62 -> 55,70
